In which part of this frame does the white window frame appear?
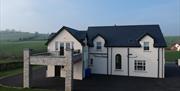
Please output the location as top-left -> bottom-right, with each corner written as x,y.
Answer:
55,41 -> 58,51
96,42 -> 102,50
66,42 -> 71,50
134,60 -> 146,71
144,42 -> 149,51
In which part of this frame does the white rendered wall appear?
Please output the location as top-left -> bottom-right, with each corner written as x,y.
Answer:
46,29 -> 83,79
46,65 -> 55,77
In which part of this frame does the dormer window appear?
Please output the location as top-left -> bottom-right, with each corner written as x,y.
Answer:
96,42 -> 102,50
144,42 -> 149,50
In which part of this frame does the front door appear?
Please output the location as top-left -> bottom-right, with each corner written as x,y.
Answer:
55,66 -> 61,77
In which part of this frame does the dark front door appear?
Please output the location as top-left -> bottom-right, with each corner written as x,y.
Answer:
55,66 -> 61,77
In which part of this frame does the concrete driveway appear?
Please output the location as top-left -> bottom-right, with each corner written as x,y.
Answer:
0,63 -> 180,91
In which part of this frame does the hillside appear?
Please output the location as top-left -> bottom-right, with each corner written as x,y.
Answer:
0,30 -> 49,41
0,30 -> 179,47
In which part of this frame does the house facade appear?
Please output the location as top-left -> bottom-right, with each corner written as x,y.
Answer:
45,25 -> 166,80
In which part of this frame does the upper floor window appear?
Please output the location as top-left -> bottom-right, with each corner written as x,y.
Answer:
115,54 -> 122,69
66,42 -> 71,50
55,41 -> 58,51
60,42 -> 64,56
144,42 -> 149,50
96,42 -> 102,50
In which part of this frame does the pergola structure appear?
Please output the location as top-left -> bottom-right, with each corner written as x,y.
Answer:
23,49 -> 82,91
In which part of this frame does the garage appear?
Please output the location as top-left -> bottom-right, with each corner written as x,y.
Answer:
90,55 -> 107,75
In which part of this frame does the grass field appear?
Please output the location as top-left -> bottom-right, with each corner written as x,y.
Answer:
0,41 -> 46,60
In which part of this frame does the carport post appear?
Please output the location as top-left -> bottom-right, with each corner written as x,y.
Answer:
65,49 -> 73,91
23,49 -> 32,88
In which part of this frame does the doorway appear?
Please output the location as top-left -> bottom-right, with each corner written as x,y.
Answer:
55,66 -> 61,77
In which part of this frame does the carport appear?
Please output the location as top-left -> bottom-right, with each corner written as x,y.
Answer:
23,49 -> 81,91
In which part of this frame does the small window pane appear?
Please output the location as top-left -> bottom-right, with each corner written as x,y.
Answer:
96,42 -> 102,50
115,54 -> 122,69
90,59 -> 93,65
134,60 -> 146,71
144,42 -> 149,50
55,41 -> 58,50
66,43 -> 70,50
60,43 -> 64,55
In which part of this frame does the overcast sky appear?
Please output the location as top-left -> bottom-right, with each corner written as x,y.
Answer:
0,0 -> 179,36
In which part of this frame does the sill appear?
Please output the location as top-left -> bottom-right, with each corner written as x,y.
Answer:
115,69 -> 123,71
96,49 -> 102,51
88,65 -> 93,67
134,70 -> 147,73
144,50 -> 151,52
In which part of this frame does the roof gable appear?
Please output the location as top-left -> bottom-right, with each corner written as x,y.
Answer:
45,26 -> 86,45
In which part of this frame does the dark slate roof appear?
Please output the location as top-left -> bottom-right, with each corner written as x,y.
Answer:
87,25 -> 166,47
45,26 -> 86,45
46,25 -> 167,47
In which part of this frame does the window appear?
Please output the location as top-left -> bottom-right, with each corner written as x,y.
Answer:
144,42 -> 149,50
96,42 -> 102,50
66,42 -> 70,50
134,60 -> 146,71
115,54 -> 122,69
55,41 -> 58,51
60,43 -> 64,56
90,58 -> 93,65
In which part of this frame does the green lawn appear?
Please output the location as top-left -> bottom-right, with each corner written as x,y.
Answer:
0,66 -> 43,79
0,68 -> 22,79
165,50 -> 180,62
0,41 -> 47,60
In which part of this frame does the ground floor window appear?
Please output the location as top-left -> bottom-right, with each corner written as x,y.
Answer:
89,58 -> 93,66
134,60 -> 146,71
115,54 -> 122,69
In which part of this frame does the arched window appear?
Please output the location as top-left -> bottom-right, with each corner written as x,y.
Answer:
115,54 -> 122,69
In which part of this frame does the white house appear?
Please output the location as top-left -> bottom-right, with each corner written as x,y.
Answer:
170,43 -> 180,51
45,25 -> 167,80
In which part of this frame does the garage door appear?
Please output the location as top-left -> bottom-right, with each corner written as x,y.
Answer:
91,57 -> 107,75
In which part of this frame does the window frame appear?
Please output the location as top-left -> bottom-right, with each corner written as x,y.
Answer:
55,41 -> 58,51
90,58 -> 93,66
143,42 -> 149,51
96,42 -> 102,50
59,42 -> 64,56
66,42 -> 71,50
134,60 -> 146,71
115,54 -> 122,70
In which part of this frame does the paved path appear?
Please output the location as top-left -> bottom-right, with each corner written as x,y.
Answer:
0,63 -> 180,91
